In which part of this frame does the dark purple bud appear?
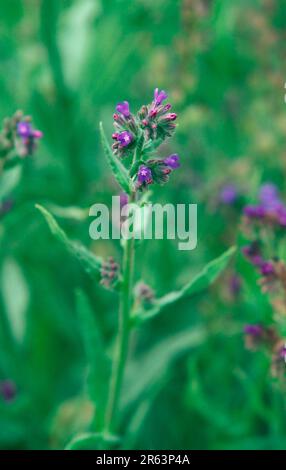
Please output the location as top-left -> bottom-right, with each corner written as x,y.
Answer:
116,101 -> 130,118
117,131 -> 133,147
137,165 -> 153,185
219,184 -> 237,205
260,261 -> 274,276
149,109 -> 158,118
154,88 -> 168,106
163,154 -> 180,169
17,121 -> 32,138
244,324 -> 263,337
0,380 -> 16,402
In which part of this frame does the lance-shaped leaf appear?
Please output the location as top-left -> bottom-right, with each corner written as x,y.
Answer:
99,122 -> 131,194
135,246 -> 236,323
76,291 -> 111,432
36,204 -> 102,280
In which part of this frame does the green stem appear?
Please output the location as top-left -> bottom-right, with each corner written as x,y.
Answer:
104,192 -> 136,435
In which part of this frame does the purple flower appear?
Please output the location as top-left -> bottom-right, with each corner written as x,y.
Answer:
154,88 -> 168,106
137,165 -> 153,185
17,121 -> 32,138
260,261 -> 274,276
117,131 -> 133,147
0,380 -> 16,402
244,324 -> 263,337
163,154 -> 180,169
220,184 -> 237,205
116,101 -> 130,118
259,183 -> 279,207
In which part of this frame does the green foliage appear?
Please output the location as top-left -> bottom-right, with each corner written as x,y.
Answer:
76,291 -> 110,431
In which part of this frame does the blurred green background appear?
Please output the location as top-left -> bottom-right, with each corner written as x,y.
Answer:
1,0 -> 286,450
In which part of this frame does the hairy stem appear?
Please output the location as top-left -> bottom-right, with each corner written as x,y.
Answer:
104,192 -> 136,435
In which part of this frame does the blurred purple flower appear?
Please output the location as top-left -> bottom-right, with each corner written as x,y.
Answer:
260,261 -> 275,276
220,184 -> 238,205
0,199 -> 14,218
244,205 -> 266,218
279,345 -> 286,360
17,121 -> 32,138
259,183 -> 279,207
0,380 -> 16,402
244,324 -> 263,337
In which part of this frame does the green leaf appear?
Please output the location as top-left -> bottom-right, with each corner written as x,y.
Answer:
65,431 -> 119,450
99,122 -> 131,193
1,258 -> 29,343
123,326 -> 206,411
135,246 -> 236,323
65,432 -> 98,450
0,166 -> 22,200
36,204 -> 102,279
76,291 -> 111,431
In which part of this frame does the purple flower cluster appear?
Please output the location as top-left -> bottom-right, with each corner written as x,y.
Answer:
244,183 -> 286,227
111,88 -> 179,190
242,241 -> 274,277
112,101 -> 137,158
17,120 -> 43,157
136,154 -> 180,189
138,88 -> 177,141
